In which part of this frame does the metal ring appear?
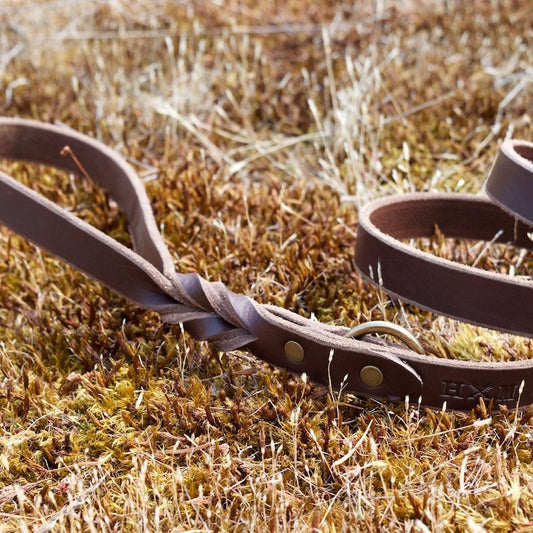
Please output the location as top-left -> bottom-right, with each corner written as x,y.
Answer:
344,320 -> 424,354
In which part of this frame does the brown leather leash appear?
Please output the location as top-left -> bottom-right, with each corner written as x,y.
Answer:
1,118 -> 532,411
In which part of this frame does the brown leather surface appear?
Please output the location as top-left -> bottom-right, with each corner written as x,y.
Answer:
355,194 -> 533,337
1,118 -> 533,410
355,140 -> 533,409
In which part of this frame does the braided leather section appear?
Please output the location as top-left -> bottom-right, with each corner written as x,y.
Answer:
155,272 -> 260,351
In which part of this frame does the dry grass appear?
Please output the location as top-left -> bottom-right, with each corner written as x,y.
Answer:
0,0 -> 533,531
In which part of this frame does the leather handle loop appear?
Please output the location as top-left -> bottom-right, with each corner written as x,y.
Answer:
0,119 -> 256,346
0,119 -> 178,306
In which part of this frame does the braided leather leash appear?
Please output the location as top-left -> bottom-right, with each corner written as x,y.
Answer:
1,118 -> 532,410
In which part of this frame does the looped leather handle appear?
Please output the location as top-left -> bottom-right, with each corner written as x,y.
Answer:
0,119 -> 179,306
3,117 -> 533,410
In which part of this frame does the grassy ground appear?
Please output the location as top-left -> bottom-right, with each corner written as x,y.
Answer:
0,0 -> 532,531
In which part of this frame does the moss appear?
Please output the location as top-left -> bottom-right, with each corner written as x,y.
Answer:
0,0 -> 533,530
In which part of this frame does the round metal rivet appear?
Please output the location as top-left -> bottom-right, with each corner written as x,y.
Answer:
360,365 -> 384,387
284,341 -> 305,363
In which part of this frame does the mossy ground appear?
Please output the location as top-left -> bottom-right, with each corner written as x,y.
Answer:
0,0 -> 532,531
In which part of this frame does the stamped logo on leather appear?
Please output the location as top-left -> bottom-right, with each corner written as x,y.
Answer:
441,380 -> 521,403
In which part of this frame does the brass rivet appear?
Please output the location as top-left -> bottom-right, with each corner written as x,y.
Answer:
284,341 -> 305,363
360,365 -> 384,387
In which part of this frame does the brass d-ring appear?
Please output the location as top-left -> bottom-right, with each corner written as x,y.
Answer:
344,320 -> 424,354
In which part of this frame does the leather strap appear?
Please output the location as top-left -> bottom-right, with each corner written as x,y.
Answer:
355,140 -> 533,409
0,118 -> 531,410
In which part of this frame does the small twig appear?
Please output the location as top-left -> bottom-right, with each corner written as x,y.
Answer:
382,90 -> 456,125
60,145 -> 95,185
471,229 -> 504,268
